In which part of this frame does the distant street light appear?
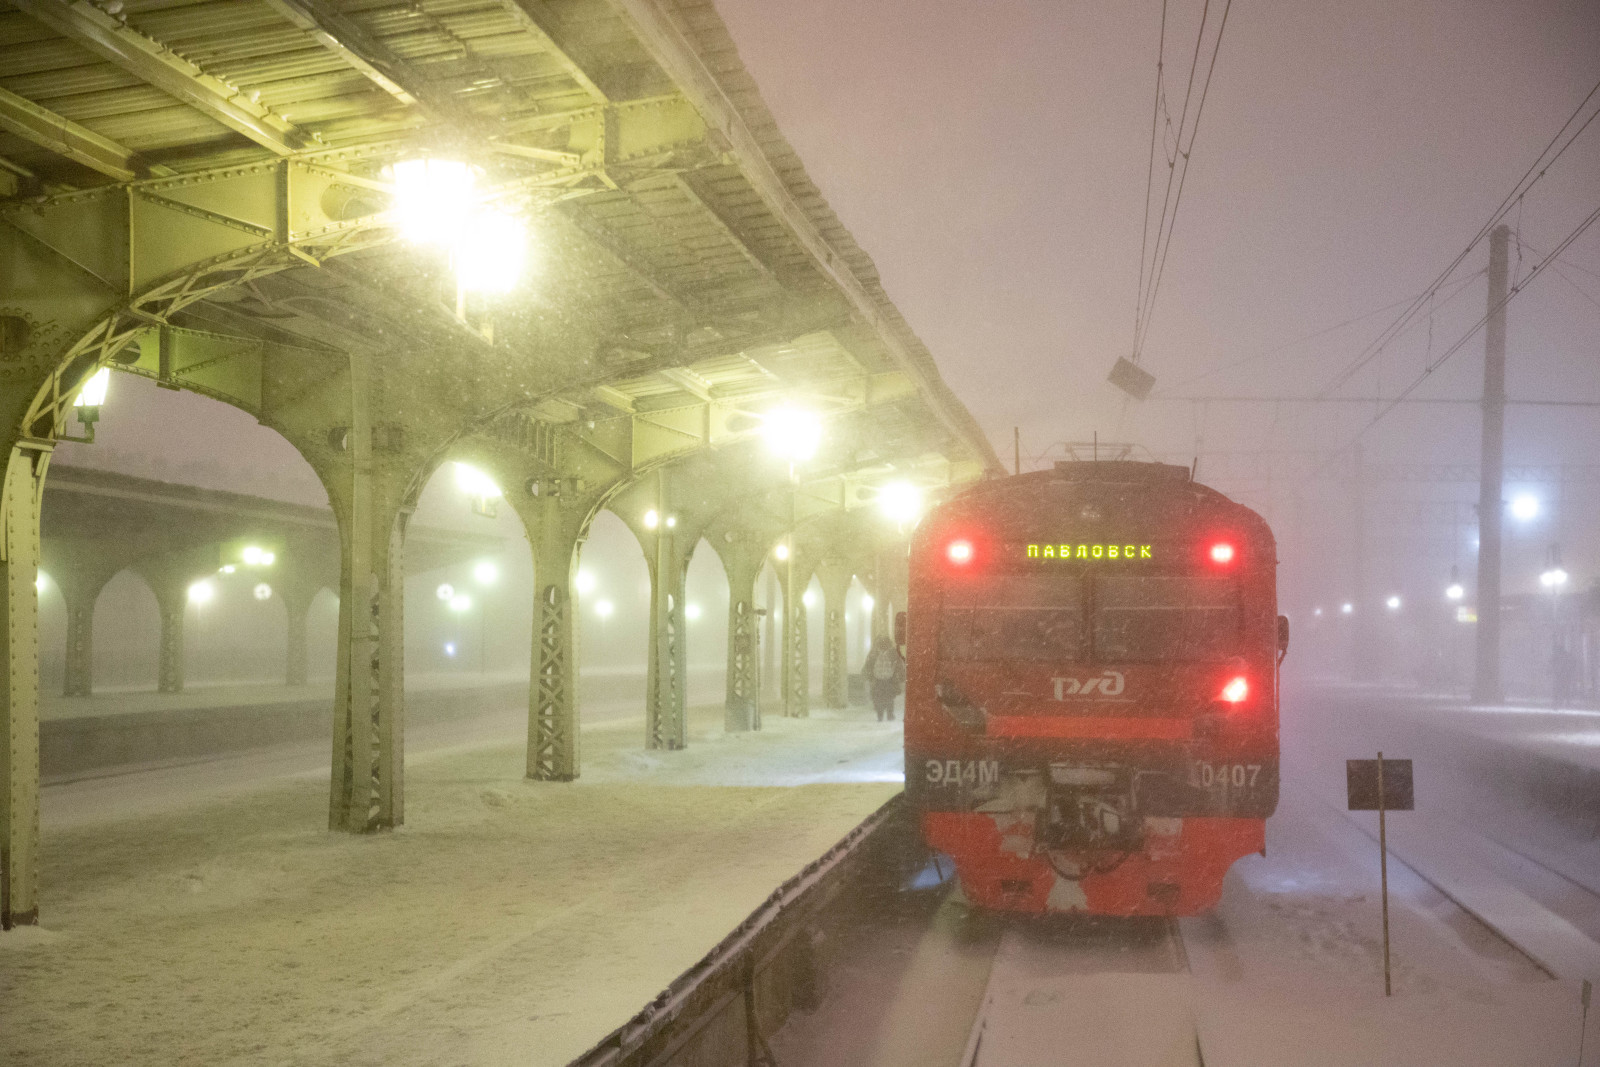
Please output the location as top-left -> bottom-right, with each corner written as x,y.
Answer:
575,570 -> 596,594
254,583 -> 272,601
437,583 -> 455,601
1341,603 -> 1354,615
1446,583 -> 1465,601
1539,568 -> 1569,589
773,542 -> 790,562
685,603 -> 702,621
448,594 -> 472,613
643,509 -> 660,530
1313,607 -> 1323,617
594,599 -> 615,619
1385,595 -> 1402,611
188,580 -> 215,605
473,560 -> 499,586
1510,493 -> 1540,522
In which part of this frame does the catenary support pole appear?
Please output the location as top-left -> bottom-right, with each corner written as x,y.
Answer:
1474,225 -> 1510,704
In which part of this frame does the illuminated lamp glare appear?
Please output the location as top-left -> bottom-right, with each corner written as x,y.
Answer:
1313,607 -> 1323,617
877,481 -> 923,524
473,560 -> 499,586
1220,676 -> 1249,704
773,542 -> 790,561
242,546 -> 264,565
946,539 -> 974,565
454,463 -> 502,500
254,583 -> 272,601
802,589 -> 817,608
74,367 -> 110,408
454,210 -> 526,293
643,509 -> 660,530
1445,583 -> 1465,601
35,573 -> 48,593
391,158 -> 476,245
436,583 -> 454,601
685,603 -> 702,621
449,594 -> 472,613
1341,603 -> 1354,615
259,551 -> 275,566
188,580 -> 214,605
594,599 -> 615,619
220,565 -> 236,575
575,570 -> 596,594
1510,494 -> 1540,522
1541,568 -> 1569,589
1209,542 -> 1235,564
1386,595 -> 1401,610
444,642 -> 456,657
760,406 -> 823,462
860,593 -> 875,612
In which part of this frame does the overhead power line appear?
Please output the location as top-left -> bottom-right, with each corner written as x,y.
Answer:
1131,0 -> 1234,365
1315,74 -> 1600,398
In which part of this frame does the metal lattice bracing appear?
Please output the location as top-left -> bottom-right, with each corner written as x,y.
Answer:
533,582 -> 574,780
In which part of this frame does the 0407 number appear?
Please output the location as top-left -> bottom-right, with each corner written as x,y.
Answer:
1193,762 -> 1262,789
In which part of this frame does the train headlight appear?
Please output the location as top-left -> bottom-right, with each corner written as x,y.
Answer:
1219,676 -> 1249,704
946,539 -> 974,565
1209,542 -> 1235,564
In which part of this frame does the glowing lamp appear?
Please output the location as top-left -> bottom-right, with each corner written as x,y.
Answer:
643,509 -> 660,530
1219,676 -> 1249,704
947,539 -> 974,565
473,560 -> 499,586
761,406 -> 823,463
448,594 -> 472,613
594,599 -> 615,619
188,580 -> 215,605
878,481 -> 923,525
391,158 -> 476,246
254,583 -> 272,601
1209,542 -> 1235,564
74,367 -> 110,408
685,603 -> 702,621
1445,583 -> 1464,601
773,542 -> 790,561
454,210 -> 526,293
860,594 -> 875,612
575,570 -> 596,594
436,583 -> 455,601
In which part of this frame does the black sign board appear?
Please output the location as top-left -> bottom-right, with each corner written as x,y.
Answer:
1346,758 -> 1414,811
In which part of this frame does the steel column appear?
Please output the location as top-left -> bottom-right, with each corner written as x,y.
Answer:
522,495 -> 582,781
57,573 -> 111,698
816,561 -> 853,710
328,351 -> 407,832
719,542 -> 764,731
1,443 -> 47,928
646,482 -> 688,749
780,554 -> 811,718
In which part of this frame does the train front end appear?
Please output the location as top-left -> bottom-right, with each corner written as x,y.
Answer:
903,461 -> 1282,916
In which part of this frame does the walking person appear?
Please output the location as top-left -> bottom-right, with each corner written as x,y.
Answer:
864,635 -> 906,722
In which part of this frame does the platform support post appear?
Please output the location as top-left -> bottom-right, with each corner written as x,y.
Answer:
328,351 -> 408,833
520,492 -> 583,781
279,569 -> 321,688
646,472 -> 688,749
149,569 -> 189,694
1,442 -> 48,928
719,540 -> 764,732
816,560 -> 853,710
57,572 -> 110,698
780,552 -> 810,718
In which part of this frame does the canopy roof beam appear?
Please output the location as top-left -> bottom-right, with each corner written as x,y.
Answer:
0,86 -> 155,182
499,1 -> 609,105
261,0 -> 458,115
11,0 -> 308,156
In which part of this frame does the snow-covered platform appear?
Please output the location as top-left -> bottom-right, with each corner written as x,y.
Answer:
1,702 -> 903,1066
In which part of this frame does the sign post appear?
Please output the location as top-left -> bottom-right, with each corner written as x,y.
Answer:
1347,753 -> 1414,996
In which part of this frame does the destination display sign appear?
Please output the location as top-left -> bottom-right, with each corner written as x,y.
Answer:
1025,543 -> 1154,560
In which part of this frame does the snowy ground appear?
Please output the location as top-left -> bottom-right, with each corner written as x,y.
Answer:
1,700 -> 903,1067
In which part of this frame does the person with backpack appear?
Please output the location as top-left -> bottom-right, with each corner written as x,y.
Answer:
863,635 -> 906,722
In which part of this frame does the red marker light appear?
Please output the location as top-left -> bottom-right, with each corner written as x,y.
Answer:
946,539 -> 974,565
1220,676 -> 1249,704
1210,542 -> 1236,564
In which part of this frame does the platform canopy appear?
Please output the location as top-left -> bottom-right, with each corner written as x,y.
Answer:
0,0 -> 1000,504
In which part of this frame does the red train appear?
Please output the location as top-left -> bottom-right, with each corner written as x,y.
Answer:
903,461 -> 1285,916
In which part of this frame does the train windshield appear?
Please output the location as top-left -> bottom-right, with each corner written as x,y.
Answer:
1092,576 -> 1239,663
937,574 -> 1239,664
